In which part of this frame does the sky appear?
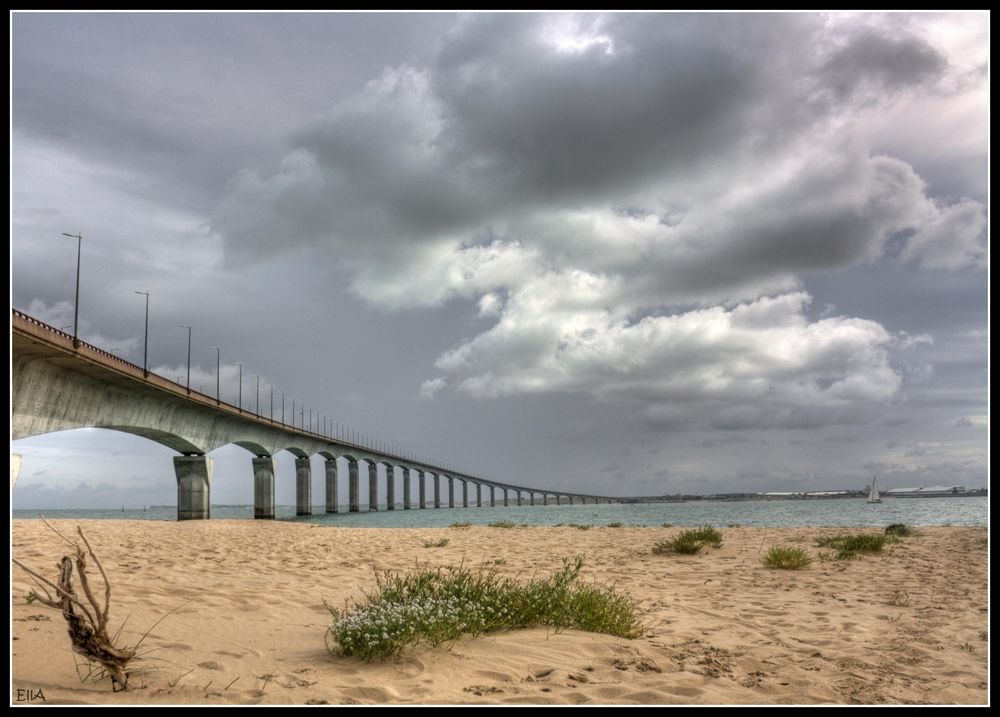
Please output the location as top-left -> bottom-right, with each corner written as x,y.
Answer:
10,11 -> 989,509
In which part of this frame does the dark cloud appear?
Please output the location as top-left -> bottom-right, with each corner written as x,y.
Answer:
819,29 -> 946,102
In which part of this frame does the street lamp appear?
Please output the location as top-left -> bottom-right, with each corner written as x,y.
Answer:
238,363 -> 243,411
210,346 -> 221,404
255,375 -> 260,416
179,325 -> 192,393
61,232 -> 82,347
134,291 -> 149,376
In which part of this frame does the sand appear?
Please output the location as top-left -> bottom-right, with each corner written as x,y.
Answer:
10,520 -> 989,706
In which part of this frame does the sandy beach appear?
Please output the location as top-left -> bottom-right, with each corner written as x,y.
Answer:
10,520 -> 988,705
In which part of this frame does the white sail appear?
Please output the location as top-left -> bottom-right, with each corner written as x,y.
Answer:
867,476 -> 882,503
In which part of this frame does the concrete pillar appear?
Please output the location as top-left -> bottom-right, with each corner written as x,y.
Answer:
448,476 -> 455,508
433,474 -> 441,508
462,479 -> 468,508
368,462 -> 378,511
476,483 -> 482,507
348,461 -> 360,512
325,459 -> 338,513
174,455 -> 213,521
295,457 -> 312,515
503,488 -> 509,507
385,465 -> 395,510
556,495 -> 561,506
419,471 -> 426,509
516,490 -> 523,506
490,485 -> 496,507
403,467 -> 411,509
544,493 -> 549,506
11,453 -> 22,492
568,495 -> 574,505
530,492 -> 535,506
252,456 -> 276,519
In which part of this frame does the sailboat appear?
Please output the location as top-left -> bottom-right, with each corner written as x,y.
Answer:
867,476 -> 882,504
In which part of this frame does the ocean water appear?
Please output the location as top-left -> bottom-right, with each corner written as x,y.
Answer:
12,496 -> 988,528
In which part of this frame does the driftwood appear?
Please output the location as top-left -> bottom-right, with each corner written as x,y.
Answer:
13,523 -> 136,690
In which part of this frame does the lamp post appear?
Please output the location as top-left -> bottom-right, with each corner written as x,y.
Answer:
134,291 -> 149,376
61,232 -> 82,347
269,385 -> 274,422
210,346 -> 221,404
179,325 -> 191,393
238,363 -> 243,411
255,375 -> 260,416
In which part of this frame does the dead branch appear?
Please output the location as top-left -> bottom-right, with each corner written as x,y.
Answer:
13,525 -> 136,690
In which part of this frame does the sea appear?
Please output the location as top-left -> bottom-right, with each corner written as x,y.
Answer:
12,496 -> 988,528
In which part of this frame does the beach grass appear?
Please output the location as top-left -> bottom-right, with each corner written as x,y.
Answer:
606,522 -> 624,528
449,522 -> 472,529
652,525 -> 723,555
815,533 -> 888,559
326,556 -> 643,660
761,545 -> 812,570
487,520 -> 517,528
422,538 -> 450,548
884,524 -> 912,537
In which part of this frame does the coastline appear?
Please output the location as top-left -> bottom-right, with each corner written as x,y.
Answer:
11,520 -> 989,705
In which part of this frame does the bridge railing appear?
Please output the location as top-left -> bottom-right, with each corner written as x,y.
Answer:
12,307 -> 365,447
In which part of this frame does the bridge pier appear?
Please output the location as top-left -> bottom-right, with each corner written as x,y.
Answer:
568,496 -> 574,505
175,455 -> 212,521
448,476 -> 455,508
385,465 -> 395,510
476,482 -> 482,507
325,459 -> 338,513
516,490 -> 523,506
503,488 -> 508,507
348,460 -> 360,512
462,479 -> 468,508
433,474 -> 441,508
530,492 -> 535,506
490,485 -> 495,507
295,457 -> 312,515
11,453 -> 21,491
252,456 -> 276,519
543,493 -> 549,506
368,462 -> 378,511
403,467 -> 411,509
418,471 -> 426,509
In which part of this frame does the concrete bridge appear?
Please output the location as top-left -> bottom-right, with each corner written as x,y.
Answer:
12,309 -> 619,520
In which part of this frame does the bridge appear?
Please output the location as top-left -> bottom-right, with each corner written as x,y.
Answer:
12,309 -> 619,520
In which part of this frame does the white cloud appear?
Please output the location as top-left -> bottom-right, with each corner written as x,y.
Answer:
433,290 -> 899,428
418,377 -> 447,400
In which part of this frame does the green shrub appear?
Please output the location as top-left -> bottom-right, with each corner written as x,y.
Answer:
606,522 -> 624,528
884,524 -> 911,537
761,545 -> 812,570
487,520 -> 516,528
816,533 -> 887,559
326,557 -> 642,660
449,522 -> 471,529
652,526 -> 723,555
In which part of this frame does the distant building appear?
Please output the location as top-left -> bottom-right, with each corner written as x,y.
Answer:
884,485 -> 967,497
